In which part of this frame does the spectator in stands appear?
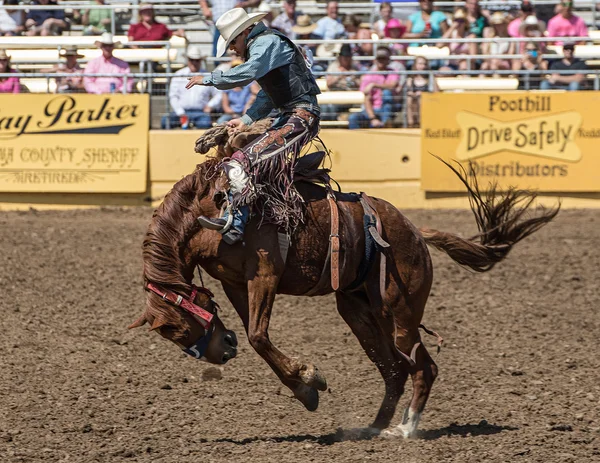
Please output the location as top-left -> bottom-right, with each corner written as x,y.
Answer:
481,12 -> 515,71
540,42 -> 587,90
0,0 -> 26,36
384,18 -> 407,56
439,8 -> 477,71
321,44 -> 361,121
404,0 -> 448,45
342,14 -> 361,39
80,0 -> 112,35
517,15 -> 546,54
0,49 -> 19,93
257,2 -> 275,28
405,56 -> 435,127
43,46 -> 85,93
84,33 -> 133,94
508,0 -> 535,38
25,0 -> 68,36
314,1 -> 346,40
374,2 -> 393,39
547,1 -> 588,45
291,14 -> 319,68
353,26 -> 374,68
216,59 -> 259,124
163,45 -> 222,129
348,47 -> 399,129
271,0 -> 299,39
199,0 -> 262,56
465,0 -> 489,39
128,4 -> 183,45
515,41 -> 548,88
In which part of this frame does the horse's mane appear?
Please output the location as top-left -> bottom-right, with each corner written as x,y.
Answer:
142,160 -> 218,325
141,121 -> 272,326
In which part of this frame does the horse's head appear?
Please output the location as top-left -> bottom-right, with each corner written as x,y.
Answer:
129,283 -> 238,364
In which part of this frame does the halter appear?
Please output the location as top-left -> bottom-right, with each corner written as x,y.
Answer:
145,282 -> 218,360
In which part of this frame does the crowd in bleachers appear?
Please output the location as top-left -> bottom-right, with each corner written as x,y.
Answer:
0,0 -> 597,128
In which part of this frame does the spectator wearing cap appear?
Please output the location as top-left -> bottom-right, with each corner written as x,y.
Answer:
314,1 -> 346,40
547,1 -> 588,45
217,58 -> 260,124
163,45 -> 222,129
321,44 -> 361,121
0,0 -> 26,36
128,4 -> 184,45
0,49 -> 19,93
374,2 -> 393,39
540,42 -> 587,90
80,0 -> 112,36
25,0 -> 68,36
43,46 -> 85,93
349,47 -> 399,129
481,12 -> 515,71
271,0 -> 299,39
83,33 -> 133,94
384,18 -> 407,56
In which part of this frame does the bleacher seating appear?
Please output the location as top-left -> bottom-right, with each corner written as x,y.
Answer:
436,77 -> 520,92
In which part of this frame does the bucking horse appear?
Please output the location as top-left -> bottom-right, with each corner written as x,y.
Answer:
128,122 -> 559,438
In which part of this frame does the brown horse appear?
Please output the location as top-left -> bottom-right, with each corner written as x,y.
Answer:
129,130 -> 558,438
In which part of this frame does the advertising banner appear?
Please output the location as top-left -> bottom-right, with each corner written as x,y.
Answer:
421,92 -> 600,192
0,94 -> 149,193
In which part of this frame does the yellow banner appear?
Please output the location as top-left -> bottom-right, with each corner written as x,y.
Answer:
0,94 -> 149,193
421,92 -> 600,192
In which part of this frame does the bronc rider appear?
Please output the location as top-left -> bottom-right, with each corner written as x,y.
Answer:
186,7 -> 321,245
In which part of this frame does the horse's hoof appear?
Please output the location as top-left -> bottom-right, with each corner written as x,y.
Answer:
293,383 -> 319,412
299,364 -> 328,391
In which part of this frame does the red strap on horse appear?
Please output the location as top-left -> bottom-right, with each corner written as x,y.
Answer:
145,282 -> 214,329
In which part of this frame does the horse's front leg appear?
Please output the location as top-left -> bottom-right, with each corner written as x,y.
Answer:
222,280 -> 327,411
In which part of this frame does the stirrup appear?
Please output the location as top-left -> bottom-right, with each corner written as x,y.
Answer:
197,212 -> 233,233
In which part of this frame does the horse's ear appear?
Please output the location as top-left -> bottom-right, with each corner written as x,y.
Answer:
150,316 -> 167,331
128,313 -> 148,329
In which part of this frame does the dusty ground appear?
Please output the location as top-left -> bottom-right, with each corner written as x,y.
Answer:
0,207 -> 599,463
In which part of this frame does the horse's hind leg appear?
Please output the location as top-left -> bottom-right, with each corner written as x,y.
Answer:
335,290 -> 409,431
383,342 -> 438,438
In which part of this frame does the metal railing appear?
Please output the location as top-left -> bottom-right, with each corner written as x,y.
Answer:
1,68 -> 597,129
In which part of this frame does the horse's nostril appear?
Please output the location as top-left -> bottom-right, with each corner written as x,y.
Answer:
224,332 -> 238,347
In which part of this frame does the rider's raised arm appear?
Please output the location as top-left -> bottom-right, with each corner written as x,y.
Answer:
240,89 -> 273,125
201,27 -> 294,91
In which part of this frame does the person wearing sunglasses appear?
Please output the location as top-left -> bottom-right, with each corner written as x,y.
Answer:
540,42 -> 587,90
547,1 -> 588,45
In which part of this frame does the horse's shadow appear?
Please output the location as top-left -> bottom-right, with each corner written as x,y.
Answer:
213,421 -> 517,446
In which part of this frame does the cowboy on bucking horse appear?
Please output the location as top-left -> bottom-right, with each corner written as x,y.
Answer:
186,8 -> 321,245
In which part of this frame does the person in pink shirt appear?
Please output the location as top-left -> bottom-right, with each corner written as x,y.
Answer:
349,47 -> 399,129
508,1 -> 535,38
547,0 -> 588,44
84,33 -> 133,94
0,49 -> 20,93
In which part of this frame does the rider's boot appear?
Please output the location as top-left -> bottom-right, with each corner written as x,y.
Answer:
198,202 -> 249,245
197,159 -> 250,245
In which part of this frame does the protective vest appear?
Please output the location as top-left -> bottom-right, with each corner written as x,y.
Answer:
245,28 -> 321,109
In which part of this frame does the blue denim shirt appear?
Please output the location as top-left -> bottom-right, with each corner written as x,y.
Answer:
202,23 -> 319,124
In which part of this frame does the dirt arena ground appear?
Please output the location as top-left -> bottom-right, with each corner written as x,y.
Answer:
0,207 -> 598,462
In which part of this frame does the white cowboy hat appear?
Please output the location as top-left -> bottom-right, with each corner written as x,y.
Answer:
94,32 -> 122,48
186,45 -> 204,60
215,8 -> 267,58
518,15 -> 545,36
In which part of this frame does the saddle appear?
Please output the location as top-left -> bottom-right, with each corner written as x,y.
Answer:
194,124 -> 389,295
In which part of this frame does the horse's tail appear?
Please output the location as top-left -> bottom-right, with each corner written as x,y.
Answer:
419,157 -> 560,272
